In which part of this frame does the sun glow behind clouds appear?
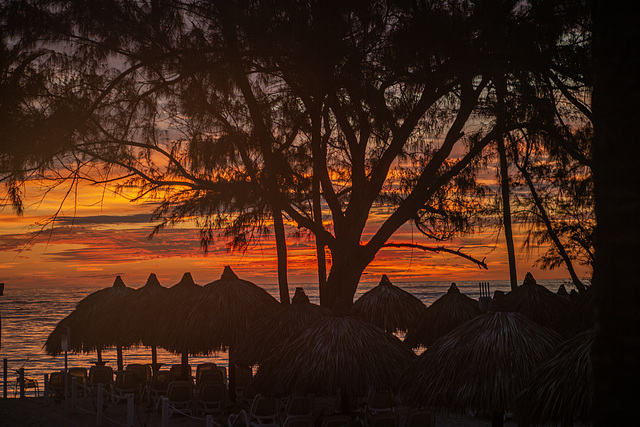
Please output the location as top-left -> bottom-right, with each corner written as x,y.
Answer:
1,178 -> 589,288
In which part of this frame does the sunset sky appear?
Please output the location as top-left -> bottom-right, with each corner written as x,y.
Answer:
0,179 -> 591,289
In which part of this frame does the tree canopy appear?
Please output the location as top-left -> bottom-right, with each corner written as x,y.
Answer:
1,0 -> 592,307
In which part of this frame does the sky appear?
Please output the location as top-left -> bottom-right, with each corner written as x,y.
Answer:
0,179 -> 591,289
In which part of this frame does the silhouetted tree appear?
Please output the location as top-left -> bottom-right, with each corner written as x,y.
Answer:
1,0 -> 593,309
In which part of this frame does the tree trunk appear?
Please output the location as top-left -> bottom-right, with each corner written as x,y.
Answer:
591,2 -> 640,425
498,137 -> 518,291
321,246 -> 371,310
313,172 -> 327,298
273,204 -> 290,305
517,163 -> 586,293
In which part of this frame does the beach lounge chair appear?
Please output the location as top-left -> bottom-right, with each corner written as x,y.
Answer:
127,363 -> 152,386
283,395 -> 314,421
111,370 -> 142,404
197,367 -> 225,385
165,381 -> 194,417
248,394 -> 280,427
149,370 -> 176,407
14,372 -> 39,397
406,409 -> 435,427
320,414 -> 352,427
194,382 -> 227,415
86,365 -> 113,396
68,367 -> 87,396
196,363 -> 218,383
47,372 -> 66,399
366,391 -> 395,415
228,409 -> 250,427
367,413 -> 398,427
170,363 -> 192,380
282,415 -> 314,427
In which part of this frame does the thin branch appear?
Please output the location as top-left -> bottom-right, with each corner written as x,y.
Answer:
383,242 -> 488,269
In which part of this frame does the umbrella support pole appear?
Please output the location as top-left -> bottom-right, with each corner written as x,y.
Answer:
229,347 -> 236,402
181,352 -> 189,381
117,345 -> 124,371
97,348 -> 103,366
152,346 -> 158,366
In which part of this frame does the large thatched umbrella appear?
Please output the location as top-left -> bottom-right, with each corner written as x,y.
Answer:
150,272 -> 202,377
115,273 -> 167,368
404,282 -> 481,349
489,272 -> 568,333
235,287 -> 332,367
513,330 -> 594,426
160,266 -> 280,397
399,311 -> 563,427
45,276 -> 135,369
350,275 -> 426,334
251,315 -> 416,411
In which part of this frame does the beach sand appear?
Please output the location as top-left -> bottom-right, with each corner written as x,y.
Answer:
0,396 -> 519,426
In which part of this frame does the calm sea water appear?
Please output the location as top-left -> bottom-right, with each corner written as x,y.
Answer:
0,279 -> 569,392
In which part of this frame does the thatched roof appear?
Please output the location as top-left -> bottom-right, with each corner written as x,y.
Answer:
158,266 -> 279,355
251,315 -> 416,397
558,288 -> 594,338
489,273 -> 568,333
45,276 -> 134,355
351,275 -> 426,334
115,273 -> 167,347
399,311 -> 563,413
143,272 -> 202,348
404,283 -> 481,349
235,287 -> 332,366
513,330 -> 594,426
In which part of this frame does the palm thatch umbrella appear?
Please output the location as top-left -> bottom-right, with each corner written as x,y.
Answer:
150,272 -> 202,377
235,287 -> 332,366
251,315 -> 416,411
513,330 -> 594,426
160,266 -> 280,397
399,311 -> 563,427
45,276 -> 135,369
114,273 -> 167,368
558,287 -> 594,338
404,283 -> 481,349
350,275 -> 426,334
489,272 -> 568,333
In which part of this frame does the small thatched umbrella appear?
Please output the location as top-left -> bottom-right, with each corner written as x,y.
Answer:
404,283 -> 481,349
235,287 -> 332,366
351,275 -> 426,334
251,315 -> 416,411
513,330 -> 594,426
160,266 -> 280,397
115,273 -> 167,368
399,311 -> 563,427
45,276 -> 135,369
558,287 -> 594,338
150,272 -> 202,377
489,272 -> 568,333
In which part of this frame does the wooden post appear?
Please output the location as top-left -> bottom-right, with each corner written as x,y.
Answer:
44,374 -> 49,404
97,384 -> 104,426
71,377 -> 77,413
18,367 -> 25,398
161,397 -> 170,427
126,393 -> 135,427
3,358 -> 7,399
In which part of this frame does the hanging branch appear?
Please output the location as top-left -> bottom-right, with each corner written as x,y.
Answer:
383,242 -> 488,269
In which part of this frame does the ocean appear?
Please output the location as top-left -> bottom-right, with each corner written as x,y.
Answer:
0,279 -> 570,394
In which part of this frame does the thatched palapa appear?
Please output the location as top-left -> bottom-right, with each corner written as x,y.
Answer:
489,272 -> 568,333
235,287 -> 331,366
251,315 -> 415,398
513,330 -> 594,426
45,276 -> 134,368
115,273 -> 167,367
159,266 -> 279,355
399,311 -> 562,427
404,283 -> 481,349
351,275 -> 426,334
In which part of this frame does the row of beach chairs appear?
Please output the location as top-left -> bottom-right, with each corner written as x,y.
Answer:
46,362 -> 250,417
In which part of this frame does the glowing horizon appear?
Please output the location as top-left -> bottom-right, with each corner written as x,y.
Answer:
0,181 -> 591,290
